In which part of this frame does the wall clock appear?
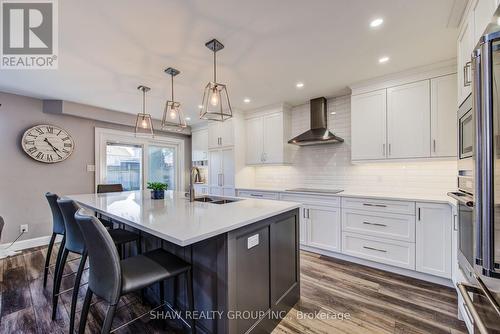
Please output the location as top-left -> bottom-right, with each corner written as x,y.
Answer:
21,124 -> 75,163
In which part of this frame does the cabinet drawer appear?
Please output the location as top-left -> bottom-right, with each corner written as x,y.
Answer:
341,197 -> 415,215
342,232 -> 415,270
342,209 -> 415,242
237,190 -> 279,200
280,193 -> 340,207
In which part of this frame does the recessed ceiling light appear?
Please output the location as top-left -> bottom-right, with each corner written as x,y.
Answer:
296,82 -> 304,88
198,105 -> 203,109
243,98 -> 251,103
370,18 -> 384,28
185,117 -> 191,121
379,56 -> 390,64
330,112 -> 337,115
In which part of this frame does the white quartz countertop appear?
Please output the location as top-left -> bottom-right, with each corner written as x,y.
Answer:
236,187 -> 456,206
65,190 -> 300,247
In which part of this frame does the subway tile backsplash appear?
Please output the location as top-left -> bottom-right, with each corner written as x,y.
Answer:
253,95 -> 457,196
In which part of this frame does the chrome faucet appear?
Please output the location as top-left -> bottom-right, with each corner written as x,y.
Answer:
188,166 -> 200,202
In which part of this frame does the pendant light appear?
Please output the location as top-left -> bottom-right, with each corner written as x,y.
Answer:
135,85 -> 154,137
200,38 -> 233,121
162,67 -> 187,132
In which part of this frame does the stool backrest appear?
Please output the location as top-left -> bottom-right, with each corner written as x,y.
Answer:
75,208 -> 121,304
45,193 -> 65,235
96,184 -> 123,193
57,199 -> 85,254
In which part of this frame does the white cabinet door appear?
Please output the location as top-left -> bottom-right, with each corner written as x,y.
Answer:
221,147 -> 234,189
351,89 -> 387,160
192,128 -> 208,161
307,205 -> 341,252
458,11 -> 473,105
220,118 -> 234,147
245,117 -> 263,164
416,202 -> 452,278
263,113 -> 284,164
473,0 -> 496,42
208,122 -> 220,149
208,150 -> 222,188
431,74 -> 458,157
387,80 -> 431,159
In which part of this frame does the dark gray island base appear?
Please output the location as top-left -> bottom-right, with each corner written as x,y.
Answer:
141,208 -> 300,334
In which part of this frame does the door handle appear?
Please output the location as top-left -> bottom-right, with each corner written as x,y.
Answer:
383,144 -> 386,157
363,246 -> 387,253
307,209 -> 310,219
418,207 -> 421,221
388,143 -> 391,156
464,61 -> 472,87
433,139 -> 436,153
363,221 -> 387,227
363,203 -> 387,208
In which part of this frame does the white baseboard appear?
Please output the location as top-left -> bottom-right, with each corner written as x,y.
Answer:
0,234 -> 62,253
301,245 -> 453,288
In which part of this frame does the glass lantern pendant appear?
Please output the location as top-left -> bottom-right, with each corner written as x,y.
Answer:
135,85 -> 154,137
200,39 -> 233,122
162,67 -> 187,132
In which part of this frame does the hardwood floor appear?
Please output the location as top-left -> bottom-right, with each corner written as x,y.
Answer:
0,245 -> 466,334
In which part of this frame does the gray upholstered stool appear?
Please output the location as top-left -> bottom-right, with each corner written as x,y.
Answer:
75,209 -> 195,334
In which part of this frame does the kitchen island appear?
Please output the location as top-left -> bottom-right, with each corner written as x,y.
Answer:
66,190 -> 301,334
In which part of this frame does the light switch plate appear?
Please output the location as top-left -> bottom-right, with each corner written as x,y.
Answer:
247,234 -> 259,249
87,164 -> 95,172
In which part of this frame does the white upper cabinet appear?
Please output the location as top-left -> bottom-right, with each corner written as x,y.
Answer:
208,119 -> 234,149
245,117 -> 264,164
387,80 -> 431,159
457,10 -> 473,106
472,0 -> 496,42
351,89 -> 387,160
244,105 -> 292,165
416,202 -> 452,279
191,128 -> 208,161
458,0 -> 497,106
431,74 -> 458,157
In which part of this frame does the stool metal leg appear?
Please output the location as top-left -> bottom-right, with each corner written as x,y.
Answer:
52,235 -> 66,290
43,233 -> 56,288
78,288 -> 93,334
69,252 -> 87,334
186,269 -> 196,334
52,248 -> 68,320
102,304 -> 117,334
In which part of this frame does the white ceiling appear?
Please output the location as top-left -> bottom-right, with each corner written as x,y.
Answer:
0,0 -> 461,125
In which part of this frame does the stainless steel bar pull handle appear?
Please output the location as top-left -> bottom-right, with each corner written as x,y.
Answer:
363,246 -> 387,253
433,139 -> 436,153
388,144 -> 391,156
383,144 -> 386,156
363,203 -> 387,208
363,221 -> 387,227
457,284 -> 489,334
250,194 -> 263,197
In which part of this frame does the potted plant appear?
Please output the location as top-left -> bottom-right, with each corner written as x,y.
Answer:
147,182 -> 167,199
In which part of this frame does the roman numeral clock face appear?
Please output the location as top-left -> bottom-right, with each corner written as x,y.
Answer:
21,125 -> 75,163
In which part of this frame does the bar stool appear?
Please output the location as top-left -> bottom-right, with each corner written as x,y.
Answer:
96,183 -> 124,229
44,193 -> 66,288
75,209 -> 196,334
55,199 -> 142,333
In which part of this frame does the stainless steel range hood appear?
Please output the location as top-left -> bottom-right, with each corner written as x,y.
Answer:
288,97 -> 344,146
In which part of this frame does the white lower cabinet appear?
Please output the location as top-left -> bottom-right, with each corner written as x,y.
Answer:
307,205 -> 341,252
415,202 -> 452,278
342,232 -> 416,270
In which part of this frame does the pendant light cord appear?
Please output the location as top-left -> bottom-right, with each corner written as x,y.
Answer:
213,50 -> 217,83
171,74 -> 174,100
142,88 -> 146,119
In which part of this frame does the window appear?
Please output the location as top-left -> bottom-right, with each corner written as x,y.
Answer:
148,146 -> 176,190
96,128 -> 185,192
105,143 -> 142,191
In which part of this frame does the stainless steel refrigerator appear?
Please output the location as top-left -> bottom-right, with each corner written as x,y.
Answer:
457,8 -> 500,333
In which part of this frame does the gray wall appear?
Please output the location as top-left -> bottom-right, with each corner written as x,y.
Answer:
0,91 -> 191,243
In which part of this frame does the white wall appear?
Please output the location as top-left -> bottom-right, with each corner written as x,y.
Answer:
253,95 -> 457,196
0,91 -> 191,243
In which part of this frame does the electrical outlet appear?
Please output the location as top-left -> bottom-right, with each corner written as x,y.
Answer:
20,224 -> 28,233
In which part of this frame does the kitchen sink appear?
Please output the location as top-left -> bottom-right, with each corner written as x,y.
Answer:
193,196 -> 240,204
